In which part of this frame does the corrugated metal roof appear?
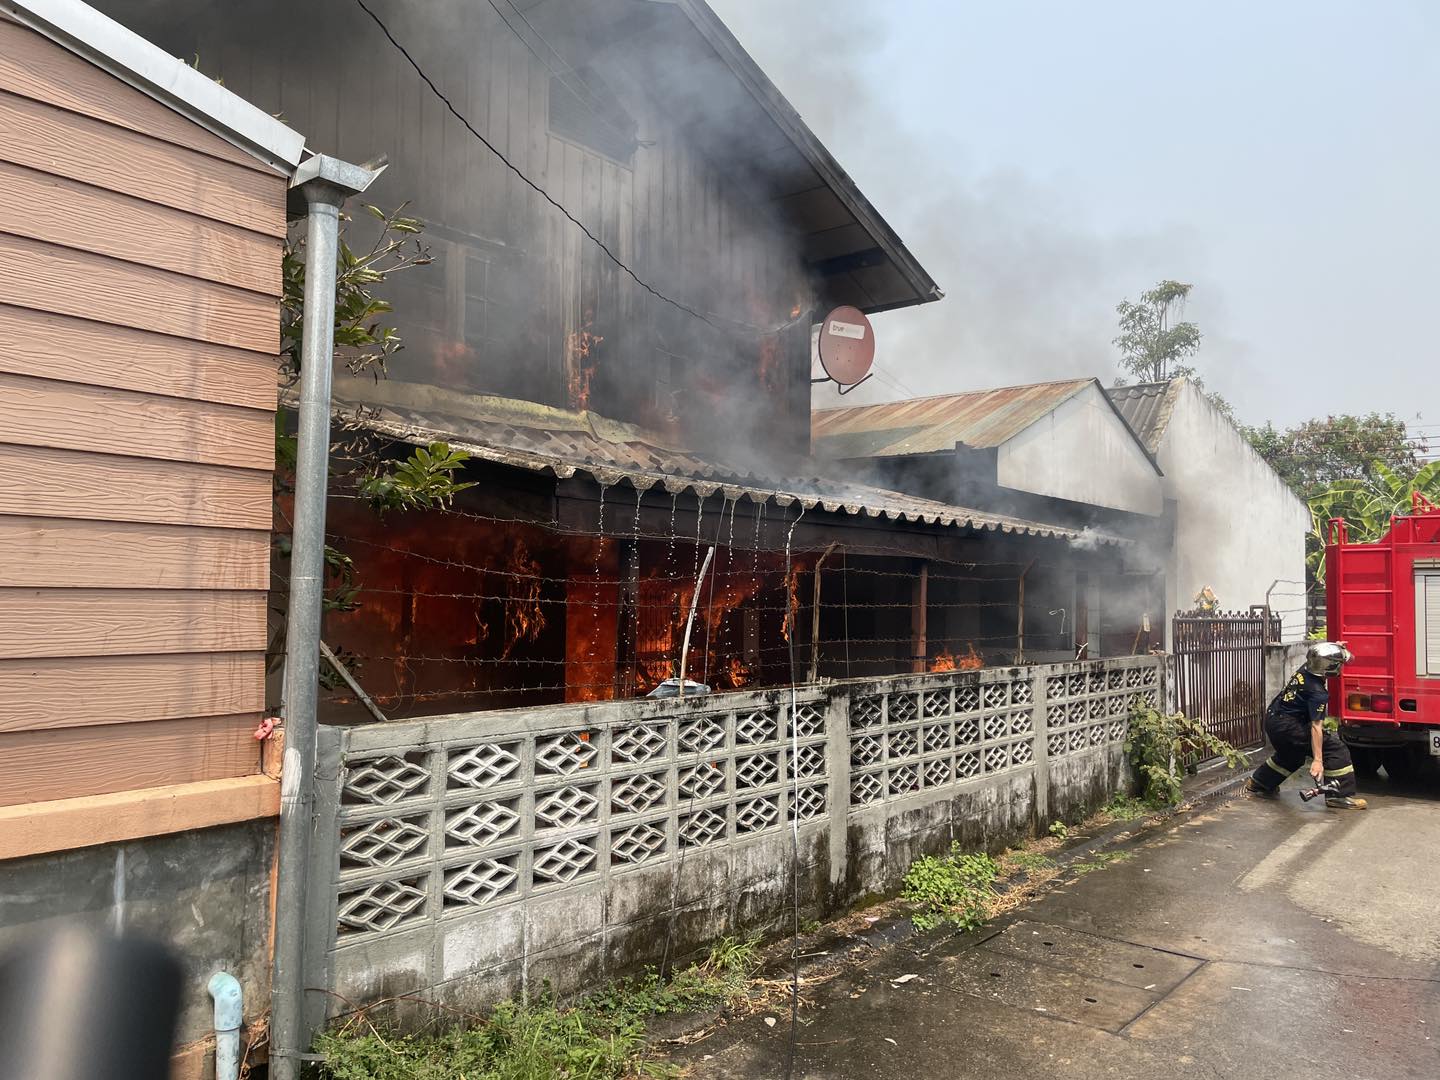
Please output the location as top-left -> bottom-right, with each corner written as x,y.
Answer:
1106,380 -> 1183,455
322,380 -> 1125,546
812,379 -> 1096,458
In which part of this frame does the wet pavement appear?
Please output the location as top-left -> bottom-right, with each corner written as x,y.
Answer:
668,776 -> 1440,1079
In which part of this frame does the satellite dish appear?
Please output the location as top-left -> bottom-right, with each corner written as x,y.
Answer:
814,305 -> 875,394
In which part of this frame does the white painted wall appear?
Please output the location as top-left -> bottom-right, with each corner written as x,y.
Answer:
997,383 -> 1164,516
1155,382 -> 1310,641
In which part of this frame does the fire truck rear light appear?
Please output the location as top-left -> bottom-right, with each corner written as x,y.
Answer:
1347,693 -> 1370,711
1370,695 -> 1393,714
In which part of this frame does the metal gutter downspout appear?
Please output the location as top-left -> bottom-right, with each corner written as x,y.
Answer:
270,154 -> 386,1080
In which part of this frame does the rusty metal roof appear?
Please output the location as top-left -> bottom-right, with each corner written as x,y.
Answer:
812,379 -> 1098,459
324,380 -> 1125,546
1105,380 -> 1184,455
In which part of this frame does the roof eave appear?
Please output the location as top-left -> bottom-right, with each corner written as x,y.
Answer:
661,0 -> 943,312
3,0 -> 305,171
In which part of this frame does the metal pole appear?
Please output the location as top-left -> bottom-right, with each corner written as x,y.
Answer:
270,155 -> 385,1080
677,546 -> 715,698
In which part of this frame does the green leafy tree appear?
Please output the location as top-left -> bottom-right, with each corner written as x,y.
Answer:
1113,280 -> 1202,383
1244,413 -> 1421,497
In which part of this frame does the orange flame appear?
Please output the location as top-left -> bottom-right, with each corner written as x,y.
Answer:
565,315 -> 604,411
931,643 -> 984,672
720,656 -> 752,690
500,541 -> 545,659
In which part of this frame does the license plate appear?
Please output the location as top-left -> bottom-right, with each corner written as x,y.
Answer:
1430,731 -> 1440,757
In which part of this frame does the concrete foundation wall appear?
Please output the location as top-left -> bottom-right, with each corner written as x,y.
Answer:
306,657 -> 1160,1032
0,820 -> 275,1051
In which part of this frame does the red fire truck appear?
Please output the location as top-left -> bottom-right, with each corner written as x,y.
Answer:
1327,493 -> 1440,778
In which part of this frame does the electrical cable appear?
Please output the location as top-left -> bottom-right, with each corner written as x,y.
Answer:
781,503 -> 806,1080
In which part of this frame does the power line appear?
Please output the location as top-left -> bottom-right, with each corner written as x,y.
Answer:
353,0 -> 807,339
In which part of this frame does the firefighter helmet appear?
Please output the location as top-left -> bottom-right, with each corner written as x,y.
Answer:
1304,641 -> 1352,677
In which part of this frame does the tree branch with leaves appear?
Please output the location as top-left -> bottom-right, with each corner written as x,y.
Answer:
1113,279 -> 1202,384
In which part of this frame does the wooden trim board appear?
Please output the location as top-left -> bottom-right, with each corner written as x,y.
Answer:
0,774 -> 280,861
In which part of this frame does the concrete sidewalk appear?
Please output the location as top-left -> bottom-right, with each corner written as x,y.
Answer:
668,776 -> 1440,1080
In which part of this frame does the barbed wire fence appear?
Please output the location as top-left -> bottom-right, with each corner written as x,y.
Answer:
269,485 -> 1125,719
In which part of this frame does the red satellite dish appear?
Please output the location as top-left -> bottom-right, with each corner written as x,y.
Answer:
815,305 -> 875,392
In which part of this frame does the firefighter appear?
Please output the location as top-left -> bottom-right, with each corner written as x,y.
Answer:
1246,642 -> 1366,808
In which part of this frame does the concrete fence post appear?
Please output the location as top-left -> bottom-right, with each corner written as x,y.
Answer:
1031,667 -> 1051,825
823,684 -> 851,891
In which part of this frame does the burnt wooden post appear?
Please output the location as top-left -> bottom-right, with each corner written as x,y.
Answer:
911,560 -> 929,673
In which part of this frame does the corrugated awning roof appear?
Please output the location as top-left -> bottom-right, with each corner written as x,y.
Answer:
1105,380 -> 1184,456
812,378 -> 1097,458
325,381 -> 1126,546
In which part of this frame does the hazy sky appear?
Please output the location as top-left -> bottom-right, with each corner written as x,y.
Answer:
708,0 -> 1437,434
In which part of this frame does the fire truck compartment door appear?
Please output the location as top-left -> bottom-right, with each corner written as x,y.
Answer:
1417,570 -> 1440,677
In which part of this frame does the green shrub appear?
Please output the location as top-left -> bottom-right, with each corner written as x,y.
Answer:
1124,699 -> 1246,807
902,844 -> 1000,931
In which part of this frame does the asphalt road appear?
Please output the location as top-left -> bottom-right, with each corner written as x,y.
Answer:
670,774 -> 1440,1080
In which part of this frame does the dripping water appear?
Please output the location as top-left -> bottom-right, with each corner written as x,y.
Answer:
592,483 -> 607,671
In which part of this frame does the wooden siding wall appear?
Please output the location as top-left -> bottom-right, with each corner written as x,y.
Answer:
96,0 -> 816,459
0,20 -> 284,807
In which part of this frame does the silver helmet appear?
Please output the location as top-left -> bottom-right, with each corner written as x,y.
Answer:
1304,641 -> 1352,677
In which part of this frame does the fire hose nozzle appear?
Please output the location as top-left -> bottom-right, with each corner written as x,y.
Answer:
1298,780 -> 1343,802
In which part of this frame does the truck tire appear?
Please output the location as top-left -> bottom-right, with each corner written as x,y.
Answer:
1382,747 -> 1417,781
1350,746 -> 1381,778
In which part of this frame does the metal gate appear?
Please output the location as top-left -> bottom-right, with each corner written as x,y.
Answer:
1172,610 -> 1279,750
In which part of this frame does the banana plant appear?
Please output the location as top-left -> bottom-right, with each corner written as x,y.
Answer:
1308,460 -> 1440,582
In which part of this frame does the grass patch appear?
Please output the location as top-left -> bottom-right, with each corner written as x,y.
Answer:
1047,820 -> 1070,840
901,845 -> 1000,931
315,936 -> 761,1080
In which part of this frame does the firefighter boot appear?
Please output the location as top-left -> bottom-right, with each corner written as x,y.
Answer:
1325,795 -> 1368,810
1244,778 -> 1277,798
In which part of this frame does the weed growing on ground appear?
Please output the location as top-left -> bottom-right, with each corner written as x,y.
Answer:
1104,794 -> 1151,821
1003,850 -> 1056,874
316,937 -> 760,1080
1048,820 -> 1070,840
902,844 -> 1000,931
1072,850 -> 1135,876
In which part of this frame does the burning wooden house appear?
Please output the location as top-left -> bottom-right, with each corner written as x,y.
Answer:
90,0 -> 1148,720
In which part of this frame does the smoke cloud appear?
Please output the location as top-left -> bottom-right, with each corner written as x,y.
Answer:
708,0 -> 1206,406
